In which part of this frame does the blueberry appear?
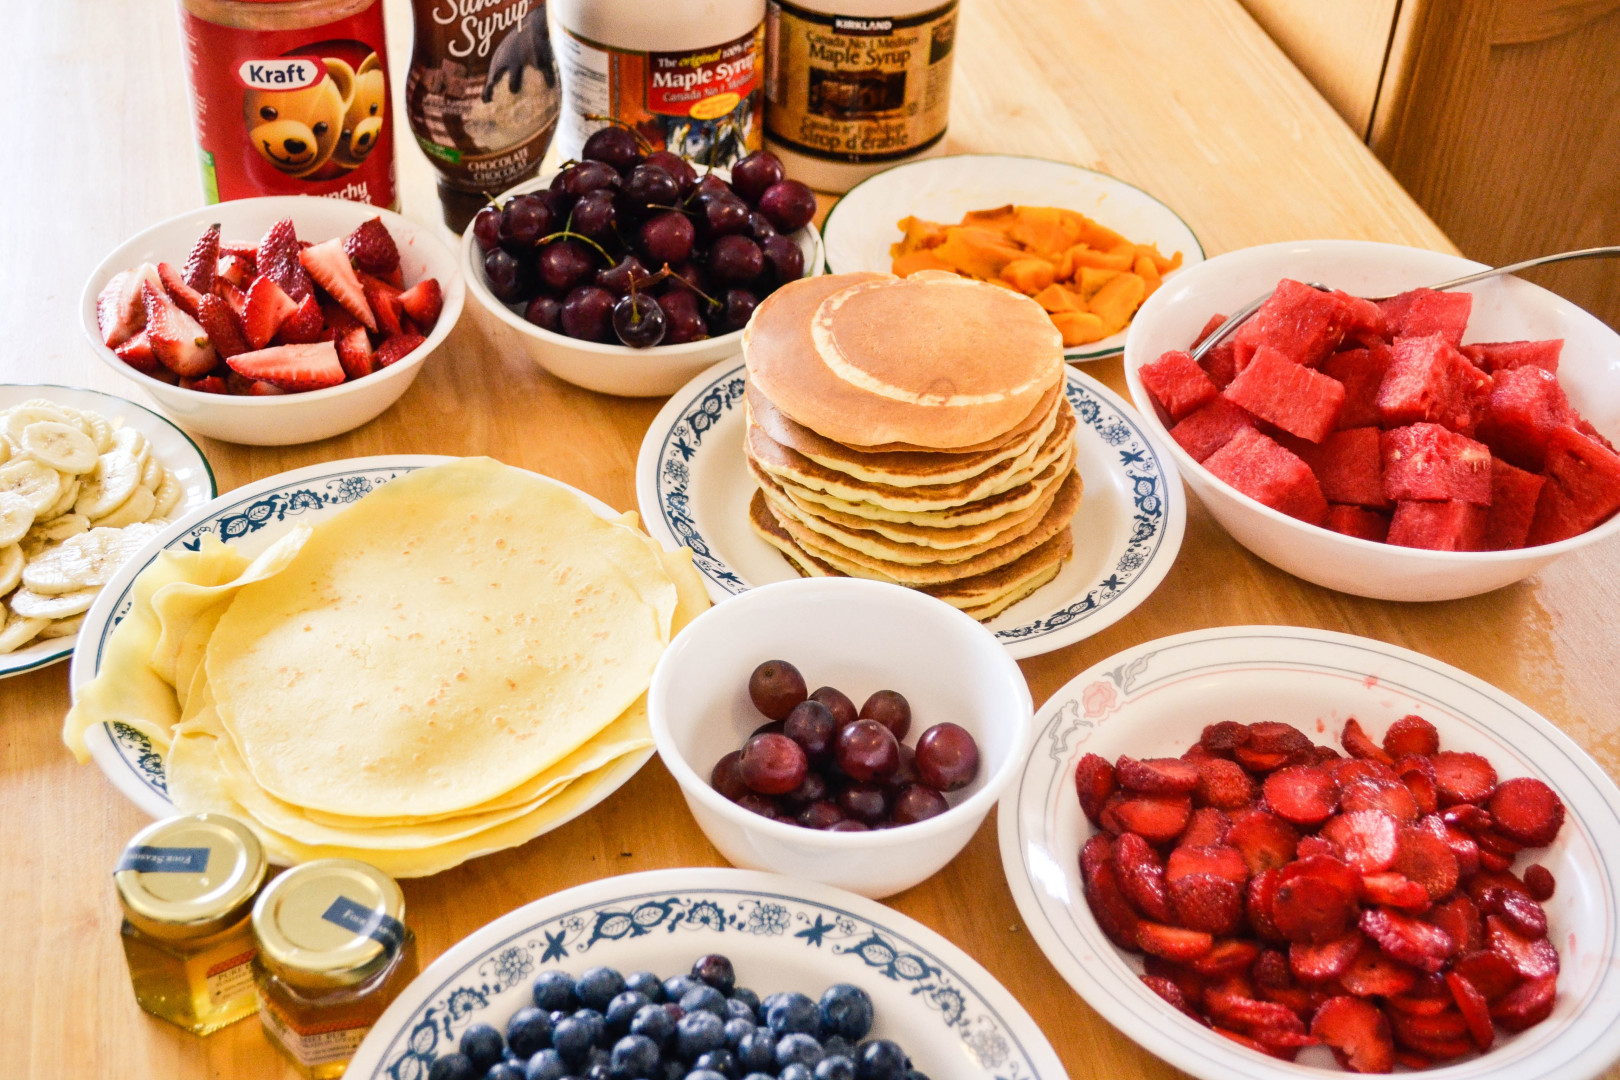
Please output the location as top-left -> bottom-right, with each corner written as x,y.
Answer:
523,1048 -> 568,1080
686,1072 -> 728,1080
578,967 -> 628,1013
724,997 -> 756,1025
462,1023 -> 507,1072
757,992 -> 790,1023
680,984 -> 728,1019
776,1032 -> 824,1070
742,1075 -> 775,1080
625,970 -> 665,1003
822,1035 -> 855,1060
585,1064 -> 611,1080
551,1016 -> 595,1066
606,991 -> 651,1035
486,1065 -> 525,1080
630,1003 -> 675,1047
730,987 -> 761,1015
675,1009 -> 727,1061
586,1045 -> 612,1071
781,1065 -> 815,1080
691,953 -> 736,994
533,971 -> 579,1013
905,1071 -> 931,1080
723,1017 -> 755,1048
855,1039 -> 909,1080
571,1008 -> 608,1048
608,1033 -> 661,1080
428,1053 -> 479,1080
507,1007 -> 553,1058
694,1047 -> 739,1078
735,1028 -> 775,1072
661,1062 -> 688,1080
663,974 -> 700,1003
815,1056 -> 857,1080
818,985 -> 874,1042
766,993 -> 820,1037
549,1010 -> 569,1027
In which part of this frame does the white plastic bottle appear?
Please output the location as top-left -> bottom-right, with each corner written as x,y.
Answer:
763,0 -> 959,192
550,0 -> 767,168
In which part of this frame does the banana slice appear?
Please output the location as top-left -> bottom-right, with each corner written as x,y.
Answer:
0,544 -> 21,594
0,438 -> 10,466
111,426 -> 151,473
26,513 -> 89,548
92,484 -> 156,528
139,453 -> 162,491
21,421 -> 97,474
0,492 -> 33,547
2,404 -> 75,447
0,458 -> 63,517
0,614 -> 48,654
87,413 -> 113,453
74,449 -> 140,520
9,585 -> 98,620
39,613 -> 84,640
44,478 -> 80,521
21,523 -> 160,594
151,468 -> 182,519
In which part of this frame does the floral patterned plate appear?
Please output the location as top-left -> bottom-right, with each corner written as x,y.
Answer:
997,627 -> 1620,1080
71,455 -> 653,825
635,360 -> 1184,660
346,867 -> 1070,1080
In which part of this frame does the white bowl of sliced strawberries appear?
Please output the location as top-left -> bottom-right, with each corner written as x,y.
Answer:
81,196 -> 462,445
1122,240 -> 1620,600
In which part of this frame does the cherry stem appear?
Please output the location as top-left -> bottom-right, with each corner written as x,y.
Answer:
538,227 -> 614,264
661,262 -> 720,309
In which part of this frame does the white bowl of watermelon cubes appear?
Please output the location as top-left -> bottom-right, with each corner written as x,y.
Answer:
1122,240 -> 1620,601
462,134 -> 824,399
83,196 -> 462,445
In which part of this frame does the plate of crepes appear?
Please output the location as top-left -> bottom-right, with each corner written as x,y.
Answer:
0,384 -> 215,677
999,626 -> 1620,1080
65,456 -> 709,877
820,154 -> 1204,360
636,271 -> 1185,660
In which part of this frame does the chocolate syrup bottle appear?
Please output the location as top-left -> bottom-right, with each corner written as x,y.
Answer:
405,0 -> 561,231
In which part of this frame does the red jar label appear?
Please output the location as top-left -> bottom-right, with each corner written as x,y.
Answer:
179,2 -> 398,207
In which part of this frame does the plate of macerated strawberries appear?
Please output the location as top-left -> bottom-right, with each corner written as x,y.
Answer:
1121,240 -> 1620,601
998,626 -> 1620,1079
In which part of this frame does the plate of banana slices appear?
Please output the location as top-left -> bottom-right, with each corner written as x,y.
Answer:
0,385 -> 215,677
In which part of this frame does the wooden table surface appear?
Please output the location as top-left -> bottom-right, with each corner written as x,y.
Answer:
4,0 -> 1617,1078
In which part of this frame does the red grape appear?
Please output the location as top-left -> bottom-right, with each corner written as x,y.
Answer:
758,180 -> 816,232
751,719 -> 786,738
738,733 -> 808,795
886,743 -> 920,791
827,820 -> 870,832
809,686 -> 857,727
734,792 -> 782,819
783,700 -> 837,760
730,151 -> 786,203
797,800 -> 845,830
749,660 -> 807,719
710,750 -> 748,801
915,723 -> 980,792
837,782 -> 890,824
891,784 -> 949,824
835,719 -> 900,783
859,690 -> 911,741
780,770 -> 828,811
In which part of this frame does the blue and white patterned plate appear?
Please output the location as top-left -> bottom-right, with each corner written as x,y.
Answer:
998,627 -> 1620,1080
347,867 -> 1069,1080
70,455 -> 652,825
635,359 -> 1184,659
0,384 -> 216,680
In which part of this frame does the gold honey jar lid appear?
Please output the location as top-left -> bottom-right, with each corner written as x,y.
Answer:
114,812 -> 267,940
251,859 -> 407,991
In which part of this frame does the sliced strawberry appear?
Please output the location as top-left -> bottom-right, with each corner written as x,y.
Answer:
1167,844 -> 1249,886
1310,995 -> 1394,1073
1474,827 -> 1524,859
1098,791 -> 1128,836
1426,894 -> 1485,954
1486,914 -> 1558,979
1383,715 -> 1439,758
195,293 -> 250,359
1140,974 -> 1205,1023
1332,758 -> 1400,786
1433,751 -> 1498,806
1080,832 -> 1114,881
1169,873 -> 1244,934
1233,743 -> 1292,773
1339,943 -> 1419,997
1225,809 -> 1298,874
1144,953 -> 1208,1004
180,374 -> 228,394
1262,765 -> 1340,826
1465,867 -> 1531,904
1394,1049 -> 1434,1070
1487,776 -> 1565,846
375,332 -> 427,368
1479,883 -> 1548,939
1402,771 -> 1440,817
142,280 -> 217,376
1080,836 -> 1142,949
1297,835 -> 1337,859
275,293 -> 325,345
344,216 -> 401,276
1113,793 -> 1193,844
1444,971 -> 1495,1050
217,253 -> 254,289
1452,950 -> 1521,1002
1247,722 -> 1312,756
1247,868 -> 1286,943
97,264 -> 161,347
1360,872 -> 1430,912
1489,974 -> 1556,1032
1478,848 -> 1514,873
1193,756 -> 1256,810
333,323 -> 374,381
1443,804 -> 1493,833
1321,810 -> 1398,873
1340,718 -> 1394,765
114,329 -> 159,374
360,271 -> 405,335
226,341 -> 345,392
244,275 -> 299,349
1388,1006 -> 1470,1046
182,222 -> 220,293
1116,755 -> 1200,795
1137,921 -> 1214,962
1179,807 -> 1232,849
1201,721 -> 1250,756
1523,863 -> 1556,901
1192,939 -> 1261,978
1290,933 -> 1362,983
1340,778 -> 1419,822
1274,856 -> 1359,944
398,278 -> 444,331
215,278 -> 249,321
1395,753 -> 1436,781
1075,753 -> 1116,827
1361,907 -> 1455,972
1391,1032 -> 1473,1062
257,218 -> 313,301
1114,832 -> 1173,922
1311,745 -> 1344,765
157,261 -> 205,319
220,241 -> 257,263
1252,946 -> 1293,988
249,380 -> 289,396
1386,991 -> 1453,1016
1207,988 -> 1309,1033
300,238 -> 376,330
1394,824 -> 1460,899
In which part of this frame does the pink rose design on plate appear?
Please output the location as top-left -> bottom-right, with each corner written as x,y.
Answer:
1081,680 -> 1117,719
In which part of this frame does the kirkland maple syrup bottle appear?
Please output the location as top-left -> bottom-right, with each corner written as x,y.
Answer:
405,0 -> 562,232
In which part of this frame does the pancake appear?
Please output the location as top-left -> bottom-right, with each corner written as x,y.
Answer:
744,272 -> 1064,450
769,449 -> 1070,529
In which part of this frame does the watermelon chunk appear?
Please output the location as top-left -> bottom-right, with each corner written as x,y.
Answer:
1192,314 -> 1228,348
1378,288 -> 1472,347
1461,340 -> 1562,375
1141,350 -> 1219,422
1230,279 -> 1362,369
1314,427 -> 1389,508
1223,344 -> 1346,442
1170,397 -> 1256,462
1325,504 -> 1392,543
1376,333 -> 1493,435
1323,343 -> 1393,430
1475,366 -> 1572,470
1203,426 -> 1329,525
1381,423 -> 1492,505
1387,500 -> 1487,551
1485,457 -> 1547,550
1202,340 -> 1238,390
1526,426 -> 1620,545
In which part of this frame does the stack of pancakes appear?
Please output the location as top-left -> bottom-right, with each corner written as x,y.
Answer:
742,270 -> 1081,620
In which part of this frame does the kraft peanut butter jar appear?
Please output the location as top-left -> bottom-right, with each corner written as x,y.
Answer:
177,0 -> 399,207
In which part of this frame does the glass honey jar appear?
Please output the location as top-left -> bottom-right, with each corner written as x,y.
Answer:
251,858 -> 418,1078
115,812 -> 268,1035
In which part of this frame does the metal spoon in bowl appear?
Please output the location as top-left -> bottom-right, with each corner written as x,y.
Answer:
1190,245 -> 1620,363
